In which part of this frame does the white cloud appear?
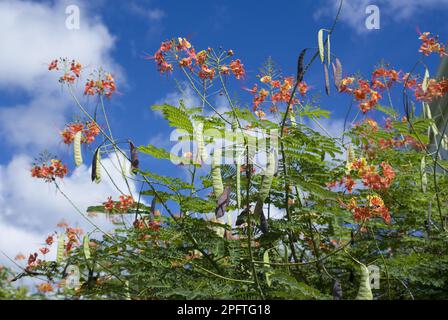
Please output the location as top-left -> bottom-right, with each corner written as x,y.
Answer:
128,2 -> 165,22
155,85 -> 201,110
0,0 -> 119,91
315,0 -> 448,34
0,94 -> 67,149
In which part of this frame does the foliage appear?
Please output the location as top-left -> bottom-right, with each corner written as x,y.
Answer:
8,16 -> 448,300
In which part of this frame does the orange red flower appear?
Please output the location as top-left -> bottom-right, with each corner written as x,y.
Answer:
418,32 -> 447,57
229,59 -> 245,79
84,72 -> 116,98
60,121 -> 101,145
103,195 -> 135,213
37,282 -> 53,294
31,159 -> 68,182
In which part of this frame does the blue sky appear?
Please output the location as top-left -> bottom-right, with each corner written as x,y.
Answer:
0,0 -> 447,269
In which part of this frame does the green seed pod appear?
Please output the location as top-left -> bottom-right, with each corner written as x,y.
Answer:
83,235 -> 91,260
263,249 -> 273,287
212,147 -> 224,198
346,143 -> 355,166
422,68 -> 430,93
195,121 -> 207,163
74,131 -> 83,167
318,29 -> 325,63
56,235 -> 65,264
355,264 -> 373,300
421,156 -> 428,193
258,152 -> 276,202
236,158 -> 241,208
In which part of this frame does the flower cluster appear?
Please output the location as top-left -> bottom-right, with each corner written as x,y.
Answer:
60,121 -> 101,145
342,195 -> 391,223
418,32 -> 447,57
37,282 -> 54,294
355,117 -> 426,152
31,159 -> 68,182
48,58 -> 117,98
346,158 -> 396,190
103,195 -> 135,213
84,72 -> 117,98
245,74 -> 308,118
414,78 -> 448,103
150,37 -> 245,81
48,58 -> 82,84
65,227 -> 83,252
26,252 -> 42,271
133,218 -> 161,233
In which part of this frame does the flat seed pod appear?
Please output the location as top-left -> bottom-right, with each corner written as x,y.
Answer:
323,64 -> 330,95
333,280 -> 343,300
422,68 -> 430,93
333,58 -> 342,90
431,123 -> 440,137
254,200 -> 269,234
125,280 -> 131,300
150,197 -> 157,218
441,135 -> 448,150
355,264 -> 373,300
326,34 -> 331,66
83,235 -> 91,260
73,131 -> 83,167
296,186 -> 305,207
289,110 -> 297,127
423,102 -> 432,119
56,235 -> 65,264
215,185 -> 230,218
91,147 -> 102,183
296,49 -> 307,82
129,140 -> 139,171
346,143 -> 355,167
318,29 -> 325,63
195,122 -> 207,164
258,152 -> 276,202
421,156 -> 428,193
263,249 -> 273,287
212,147 -> 224,198
236,206 -> 251,226
236,158 -> 241,208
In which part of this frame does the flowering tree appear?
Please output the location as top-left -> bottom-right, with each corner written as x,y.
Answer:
7,16 -> 448,300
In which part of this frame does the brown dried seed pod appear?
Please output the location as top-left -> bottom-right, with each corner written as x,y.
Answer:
215,185 -> 231,218
323,64 -> 330,96
129,140 -> 139,171
334,58 -> 342,90
296,49 -> 307,83
91,147 -> 101,183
